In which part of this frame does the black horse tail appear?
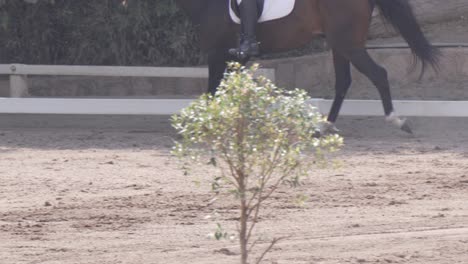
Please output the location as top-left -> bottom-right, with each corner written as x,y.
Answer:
374,0 -> 440,75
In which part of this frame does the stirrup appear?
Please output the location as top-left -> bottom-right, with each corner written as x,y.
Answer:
228,40 -> 260,60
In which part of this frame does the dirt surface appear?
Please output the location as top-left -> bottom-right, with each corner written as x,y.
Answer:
1,116 -> 467,264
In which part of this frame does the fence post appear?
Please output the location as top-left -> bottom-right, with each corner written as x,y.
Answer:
264,69 -> 276,83
255,68 -> 276,83
10,75 -> 29,97
8,65 -> 28,97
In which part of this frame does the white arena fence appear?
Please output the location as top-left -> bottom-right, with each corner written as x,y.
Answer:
0,63 -> 467,117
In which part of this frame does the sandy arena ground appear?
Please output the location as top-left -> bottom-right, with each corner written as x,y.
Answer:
0,116 -> 467,264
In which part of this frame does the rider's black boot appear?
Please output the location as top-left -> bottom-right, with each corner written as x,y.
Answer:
229,0 -> 260,60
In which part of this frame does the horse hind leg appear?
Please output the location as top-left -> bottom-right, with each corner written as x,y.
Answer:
322,49 -> 352,134
346,48 -> 413,134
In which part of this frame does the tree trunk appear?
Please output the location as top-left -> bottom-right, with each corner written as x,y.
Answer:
240,198 -> 248,264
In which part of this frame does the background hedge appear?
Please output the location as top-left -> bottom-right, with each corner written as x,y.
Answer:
0,0 -> 204,66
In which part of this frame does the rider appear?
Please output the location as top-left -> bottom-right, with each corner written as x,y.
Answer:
228,0 -> 260,60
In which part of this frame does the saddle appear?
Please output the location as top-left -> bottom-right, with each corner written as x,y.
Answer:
229,0 -> 296,24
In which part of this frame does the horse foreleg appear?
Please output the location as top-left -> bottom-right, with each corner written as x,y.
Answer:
346,48 -> 412,134
323,49 -> 352,134
207,50 -> 230,95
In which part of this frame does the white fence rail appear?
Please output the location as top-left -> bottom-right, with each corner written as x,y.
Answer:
0,64 -> 276,98
309,99 -> 468,117
0,64 -> 467,117
0,98 -> 467,117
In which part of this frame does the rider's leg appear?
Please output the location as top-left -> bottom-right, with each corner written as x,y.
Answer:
229,0 -> 259,59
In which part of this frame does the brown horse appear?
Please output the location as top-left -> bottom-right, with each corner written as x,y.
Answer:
175,0 -> 439,133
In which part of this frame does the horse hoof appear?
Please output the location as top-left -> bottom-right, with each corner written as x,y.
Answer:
319,122 -> 340,136
400,120 -> 413,134
313,130 -> 322,138
386,113 -> 412,134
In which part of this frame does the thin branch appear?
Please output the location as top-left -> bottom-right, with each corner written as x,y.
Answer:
246,166 -> 298,242
248,237 -> 261,252
246,163 -> 290,242
246,186 -> 261,212
246,195 -> 262,242
255,237 -> 287,264
222,153 -> 241,190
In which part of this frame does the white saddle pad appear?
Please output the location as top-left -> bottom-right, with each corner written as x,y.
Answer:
229,0 -> 296,24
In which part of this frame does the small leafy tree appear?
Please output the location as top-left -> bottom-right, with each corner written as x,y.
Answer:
172,63 -> 343,264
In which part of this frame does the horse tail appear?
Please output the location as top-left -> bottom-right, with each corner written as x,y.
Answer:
374,0 -> 440,75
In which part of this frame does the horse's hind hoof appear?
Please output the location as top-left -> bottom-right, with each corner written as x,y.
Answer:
386,113 -> 413,135
400,120 -> 413,134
